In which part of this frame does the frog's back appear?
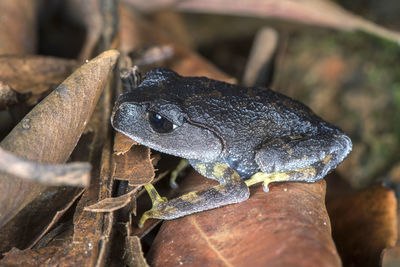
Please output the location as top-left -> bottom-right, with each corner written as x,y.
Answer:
136,68 -> 341,142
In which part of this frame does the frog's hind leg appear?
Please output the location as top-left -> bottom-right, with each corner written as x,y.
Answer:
139,163 -> 249,227
245,160 -> 326,192
248,133 -> 352,192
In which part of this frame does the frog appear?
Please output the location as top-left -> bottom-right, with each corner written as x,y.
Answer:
111,67 -> 352,227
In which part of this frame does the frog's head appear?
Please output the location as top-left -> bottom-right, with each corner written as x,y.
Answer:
111,68 -> 223,161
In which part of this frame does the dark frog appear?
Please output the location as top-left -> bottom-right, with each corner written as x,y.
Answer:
111,68 -> 352,227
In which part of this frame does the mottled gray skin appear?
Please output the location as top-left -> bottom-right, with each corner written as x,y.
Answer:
112,68 -> 351,181
111,68 -> 352,222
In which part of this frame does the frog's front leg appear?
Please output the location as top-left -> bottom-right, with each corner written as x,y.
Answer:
139,163 -> 249,227
248,133 -> 351,191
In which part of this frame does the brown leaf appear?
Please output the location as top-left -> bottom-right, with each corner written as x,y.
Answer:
27,189 -> 85,249
147,171 -> 341,267
69,138 -> 115,266
0,247 -> 60,266
84,187 -> 139,212
119,3 -> 233,83
0,49 -> 119,228
113,145 -> 155,186
0,0 -> 38,55
0,186 -> 83,254
113,132 -> 138,155
0,55 -> 77,100
327,184 -> 397,267
175,0 -> 400,44
0,81 -> 18,110
125,236 -> 150,267
0,147 -> 90,187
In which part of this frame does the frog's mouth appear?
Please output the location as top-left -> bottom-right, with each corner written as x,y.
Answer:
111,102 -> 223,162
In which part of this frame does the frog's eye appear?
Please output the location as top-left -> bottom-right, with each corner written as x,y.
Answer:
148,111 -> 178,133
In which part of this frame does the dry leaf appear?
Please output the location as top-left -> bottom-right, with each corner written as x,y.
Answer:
85,187 -> 139,212
327,185 -> 397,267
147,170 -> 341,267
0,186 -> 83,254
0,81 -> 18,110
0,49 -> 119,228
175,0 -> 400,44
113,145 -> 155,186
113,132 -> 138,154
0,0 -> 38,55
125,236 -> 150,267
0,55 -> 77,105
28,189 -> 85,249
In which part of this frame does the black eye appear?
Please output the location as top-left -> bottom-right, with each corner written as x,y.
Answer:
148,111 -> 177,133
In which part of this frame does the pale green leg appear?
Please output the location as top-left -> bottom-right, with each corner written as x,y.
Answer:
169,159 -> 190,189
245,165 -> 317,192
138,183 -> 168,227
138,163 -> 249,228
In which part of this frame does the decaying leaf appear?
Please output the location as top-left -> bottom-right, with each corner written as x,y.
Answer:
147,171 -> 341,267
84,186 -> 139,212
114,132 -> 138,154
113,145 -> 155,186
0,49 -> 119,228
125,236 -> 150,267
28,189 -> 85,249
327,185 -> 398,267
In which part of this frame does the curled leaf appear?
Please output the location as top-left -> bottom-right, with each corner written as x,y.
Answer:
113,145 -> 155,186
84,187 -> 139,212
113,132 -> 138,155
0,49 -> 119,227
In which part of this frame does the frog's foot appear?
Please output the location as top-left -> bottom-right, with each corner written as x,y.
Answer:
139,183 -> 168,227
169,159 -> 190,189
139,164 -> 249,227
245,165 -> 318,192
